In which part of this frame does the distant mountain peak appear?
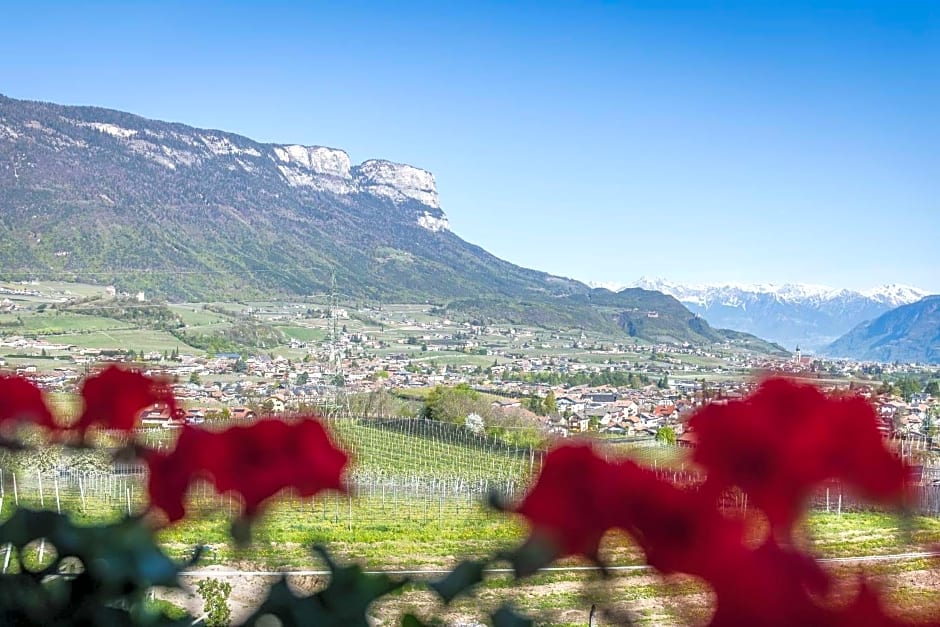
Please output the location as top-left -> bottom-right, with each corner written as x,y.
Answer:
624,278 -> 929,305
597,277 -> 934,351
0,93 -> 446,231
827,295 -> 940,364
859,284 -> 929,307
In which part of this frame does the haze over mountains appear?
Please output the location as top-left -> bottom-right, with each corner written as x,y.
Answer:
592,278 -> 932,352
0,94 -> 787,353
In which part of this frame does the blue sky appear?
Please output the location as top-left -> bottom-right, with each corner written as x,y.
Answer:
2,1 -> 938,291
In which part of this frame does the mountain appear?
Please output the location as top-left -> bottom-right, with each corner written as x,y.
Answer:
0,94 -> 589,303
623,278 -> 930,351
0,94 -> 785,351
826,296 -> 940,364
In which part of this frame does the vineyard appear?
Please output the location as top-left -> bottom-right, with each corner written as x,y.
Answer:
3,416 -> 940,574
4,411 -> 940,626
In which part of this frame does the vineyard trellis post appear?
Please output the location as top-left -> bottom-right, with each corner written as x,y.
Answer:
37,471 -> 45,563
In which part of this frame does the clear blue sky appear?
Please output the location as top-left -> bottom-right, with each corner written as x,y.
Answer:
2,1 -> 937,291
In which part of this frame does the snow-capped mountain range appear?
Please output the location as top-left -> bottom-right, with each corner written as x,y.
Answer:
588,278 -> 932,351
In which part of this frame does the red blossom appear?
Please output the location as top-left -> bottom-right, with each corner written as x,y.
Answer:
145,425 -> 214,523
146,416 -> 349,522
513,444 -> 615,559
689,378 -> 909,534
619,471 -> 745,580
208,419 -> 349,516
76,365 -> 177,434
0,374 -> 57,430
816,395 -> 910,504
513,446 -> 745,576
512,380 -> 930,625
708,539 -> 830,627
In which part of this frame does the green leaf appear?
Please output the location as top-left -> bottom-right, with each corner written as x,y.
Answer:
428,560 -> 486,603
498,535 -> 559,578
0,509 -> 195,625
491,604 -> 534,627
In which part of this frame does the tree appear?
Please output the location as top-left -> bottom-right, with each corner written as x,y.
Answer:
896,376 -> 922,401
655,425 -> 677,445
295,371 -> 310,386
523,394 -> 544,415
543,390 -> 557,415
189,371 -> 201,385
925,380 -> 940,398
422,384 -> 491,424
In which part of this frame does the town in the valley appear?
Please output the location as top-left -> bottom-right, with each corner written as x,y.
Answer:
1,282 -> 937,448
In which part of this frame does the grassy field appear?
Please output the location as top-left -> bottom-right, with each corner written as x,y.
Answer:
166,304 -> 230,326
4,476 -> 939,626
44,329 -> 195,352
276,325 -> 328,342
2,417 -> 940,626
0,312 -> 133,334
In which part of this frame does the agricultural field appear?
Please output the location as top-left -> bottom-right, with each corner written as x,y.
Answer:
0,281 -> 780,392
2,421 -> 940,625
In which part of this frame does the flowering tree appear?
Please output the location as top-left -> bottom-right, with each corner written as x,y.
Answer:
0,367 -> 935,625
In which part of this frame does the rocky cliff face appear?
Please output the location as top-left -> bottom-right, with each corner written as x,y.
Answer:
270,146 -> 444,220
355,159 -> 440,209
0,94 -> 791,350
0,93 -> 572,302
0,95 -> 447,234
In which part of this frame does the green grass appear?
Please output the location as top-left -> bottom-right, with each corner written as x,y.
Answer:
167,305 -> 230,326
802,510 -> 940,557
143,598 -> 189,620
277,325 -> 327,342
44,329 -> 196,353
0,312 -> 133,334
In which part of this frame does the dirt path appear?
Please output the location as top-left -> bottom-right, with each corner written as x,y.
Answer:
157,551 -> 940,626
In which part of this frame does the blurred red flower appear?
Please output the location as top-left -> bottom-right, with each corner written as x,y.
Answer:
622,474 -> 744,580
146,424 -> 214,522
513,444 -> 614,559
75,365 -> 177,434
0,374 -> 57,429
689,378 -> 909,535
147,416 -> 349,522
709,539 -> 830,627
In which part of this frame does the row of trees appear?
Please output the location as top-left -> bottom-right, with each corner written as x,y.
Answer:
499,369 -> 652,389
878,377 -> 940,401
420,384 -> 544,447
